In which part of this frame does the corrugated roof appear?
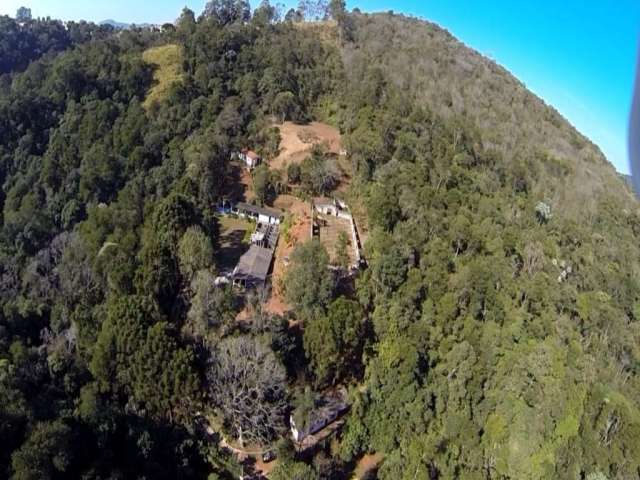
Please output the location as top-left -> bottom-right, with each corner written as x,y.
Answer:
233,245 -> 273,283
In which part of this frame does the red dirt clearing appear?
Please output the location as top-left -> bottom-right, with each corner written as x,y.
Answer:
270,121 -> 343,172
239,167 -> 255,202
264,195 -> 312,316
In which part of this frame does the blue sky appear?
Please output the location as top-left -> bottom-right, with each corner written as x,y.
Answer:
1,1 -> 638,173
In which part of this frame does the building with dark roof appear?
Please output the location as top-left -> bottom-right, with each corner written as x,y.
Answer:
290,390 -> 349,443
232,245 -> 274,288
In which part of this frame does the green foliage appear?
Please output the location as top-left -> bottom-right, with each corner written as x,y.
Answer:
304,297 -> 365,385
270,460 -> 319,480
178,226 -> 214,281
2,5 -> 640,479
287,162 -> 302,184
203,0 -> 251,25
300,145 -> 339,195
0,15 -> 113,75
185,271 -> 236,342
252,163 -> 274,206
91,296 -> 200,420
284,240 -> 334,320
11,420 -> 74,480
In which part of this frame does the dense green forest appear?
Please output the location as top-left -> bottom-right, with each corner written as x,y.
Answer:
1,2 -> 640,479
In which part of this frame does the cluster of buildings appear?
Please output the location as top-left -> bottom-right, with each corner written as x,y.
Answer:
230,203 -> 283,289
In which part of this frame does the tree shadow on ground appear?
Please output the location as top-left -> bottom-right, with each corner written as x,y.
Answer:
217,229 -> 248,272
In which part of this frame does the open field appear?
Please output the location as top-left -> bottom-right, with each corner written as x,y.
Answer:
270,121 -> 343,171
217,216 -> 253,273
142,44 -> 183,110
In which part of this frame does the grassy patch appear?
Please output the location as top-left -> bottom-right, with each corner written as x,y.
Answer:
217,216 -> 255,272
280,213 -> 295,244
142,44 -> 183,111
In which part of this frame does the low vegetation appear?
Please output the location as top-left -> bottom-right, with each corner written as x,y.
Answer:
142,43 -> 184,110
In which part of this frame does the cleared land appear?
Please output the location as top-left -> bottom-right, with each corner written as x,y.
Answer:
217,216 -> 253,273
142,44 -> 183,110
238,166 -> 256,202
316,214 -> 358,266
264,195 -> 311,316
270,121 -> 343,171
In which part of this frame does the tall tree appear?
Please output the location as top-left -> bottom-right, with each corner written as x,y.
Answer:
297,0 -> 328,20
284,8 -> 304,22
177,226 -> 214,282
252,163 -> 273,206
90,296 -> 200,420
185,271 -> 235,343
284,240 -> 334,320
206,336 -> 288,444
176,7 -> 196,40
328,0 -> 346,19
203,0 -> 251,25
15,7 -> 32,22
253,0 -> 280,25
304,297 -> 365,385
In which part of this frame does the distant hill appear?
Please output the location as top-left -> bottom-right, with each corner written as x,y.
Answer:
99,19 -> 156,29
341,13 -> 636,216
99,19 -> 130,29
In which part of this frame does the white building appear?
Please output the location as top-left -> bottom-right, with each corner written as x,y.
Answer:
237,149 -> 261,170
234,202 -> 283,225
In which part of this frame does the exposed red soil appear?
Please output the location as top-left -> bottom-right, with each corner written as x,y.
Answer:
264,195 -> 312,316
270,121 -> 343,172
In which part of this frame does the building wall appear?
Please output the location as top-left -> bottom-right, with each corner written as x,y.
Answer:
316,205 -> 337,216
258,213 -> 280,225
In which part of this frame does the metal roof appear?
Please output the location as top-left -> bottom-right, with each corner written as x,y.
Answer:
233,245 -> 273,284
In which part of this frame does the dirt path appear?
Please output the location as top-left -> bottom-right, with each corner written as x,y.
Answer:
219,437 -> 277,477
239,168 -> 255,202
354,452 -> 384,479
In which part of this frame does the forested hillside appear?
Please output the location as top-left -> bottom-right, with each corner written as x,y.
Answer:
1,2 -> 639,480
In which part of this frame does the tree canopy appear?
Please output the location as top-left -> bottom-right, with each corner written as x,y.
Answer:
1,4 -> 640,480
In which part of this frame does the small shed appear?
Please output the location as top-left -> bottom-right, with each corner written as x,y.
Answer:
238,149 -> 261,170
232,245 -> 274,288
